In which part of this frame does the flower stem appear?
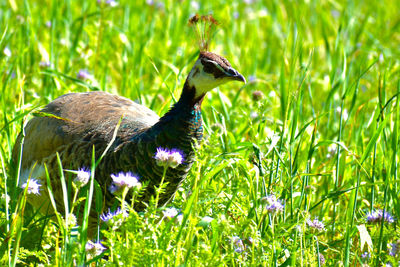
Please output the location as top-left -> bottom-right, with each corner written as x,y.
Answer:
154,167 -> 167,208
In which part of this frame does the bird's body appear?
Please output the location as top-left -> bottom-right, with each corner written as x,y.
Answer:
12,51 -> 245,224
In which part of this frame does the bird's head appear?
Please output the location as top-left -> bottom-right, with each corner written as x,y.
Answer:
186,51 -> 246,100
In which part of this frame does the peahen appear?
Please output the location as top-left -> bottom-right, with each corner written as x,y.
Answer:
12,51 -> 245,226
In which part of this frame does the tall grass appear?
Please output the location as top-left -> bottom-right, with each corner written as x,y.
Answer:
1,0 -> 399,265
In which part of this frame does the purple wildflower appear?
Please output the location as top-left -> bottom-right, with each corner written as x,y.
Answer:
306,218 -> 325,232
231,236 -> 245,253
74,168 -> 90,187
85,241 -> 106,257
168,149 -> 184,167
191,1 -> 200,10
39,61 -> 51,68
109,172 -> 141,194
389,241 -> 399,257
108,184 -> 118,194
45,21 -> 52,28
261,194 -> 284,214
100,207 -> 127,223
366,209 -> 395,224
105,0 -> 118,7
361,251 -> 370,261
154,147 -> 169,164
244,0 -> 255,4
154,147 -> 184,168
97,0 -> 118,6
318,253 -> 325,265
21,179 -> 41,195
156,2 -> 165,9
331,9 -> 340,18
76,69 -> 92,80
248,75 -> 257,83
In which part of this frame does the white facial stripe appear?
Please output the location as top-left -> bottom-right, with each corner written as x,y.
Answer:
203,59 -> 226,73
188,58 -> 230,98
214,63 -> 226,73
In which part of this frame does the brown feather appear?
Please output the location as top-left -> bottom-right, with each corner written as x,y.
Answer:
13,91 -> 159,169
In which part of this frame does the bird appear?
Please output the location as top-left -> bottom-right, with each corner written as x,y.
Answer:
12,51 -> 246,229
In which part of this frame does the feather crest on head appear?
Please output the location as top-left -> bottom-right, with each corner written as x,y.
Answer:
188,14 -> 219,52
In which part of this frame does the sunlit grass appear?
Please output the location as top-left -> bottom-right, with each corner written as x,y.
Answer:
1,0 -> 400,265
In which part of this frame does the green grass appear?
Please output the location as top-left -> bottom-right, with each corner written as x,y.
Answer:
1,0 -> 400,265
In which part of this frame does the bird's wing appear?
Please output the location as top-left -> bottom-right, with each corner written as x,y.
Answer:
13,91 -> 160,169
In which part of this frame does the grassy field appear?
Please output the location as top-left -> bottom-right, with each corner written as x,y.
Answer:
1,0 -> 400,265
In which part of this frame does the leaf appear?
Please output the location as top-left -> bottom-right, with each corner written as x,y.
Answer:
356,224 -> 373,252
360,116 -> 388,165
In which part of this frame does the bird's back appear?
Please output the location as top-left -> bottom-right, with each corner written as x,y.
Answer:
13,91 -> 159,169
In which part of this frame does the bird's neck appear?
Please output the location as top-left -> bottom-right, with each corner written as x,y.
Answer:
117,81 -> 205,207
152,80 -> 205,150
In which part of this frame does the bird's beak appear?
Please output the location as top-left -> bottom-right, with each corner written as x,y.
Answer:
234,72 -> 246,83
226,67 -> 246,83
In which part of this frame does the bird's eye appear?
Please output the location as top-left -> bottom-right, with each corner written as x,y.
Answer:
227,67 -> 237,76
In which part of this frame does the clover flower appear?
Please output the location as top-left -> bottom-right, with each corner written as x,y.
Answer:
163,207 -> 179,219
74,168 -> 90,187
21,179 -> 41,195
366,209 -> 395,224
109,172 -> 141,194
261,194 -> 284,214
85,241 -> 106,257
154,147 -> 184,168
306,218 -> 325,232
